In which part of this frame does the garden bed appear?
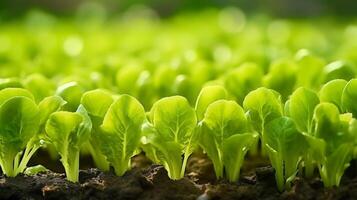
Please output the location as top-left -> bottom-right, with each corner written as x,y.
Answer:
1,153 -> 357,200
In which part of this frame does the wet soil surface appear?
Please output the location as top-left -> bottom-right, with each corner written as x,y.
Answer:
1,153 -> 357,200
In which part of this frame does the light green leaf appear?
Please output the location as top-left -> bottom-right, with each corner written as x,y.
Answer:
81,89 -> 113,118
319,79 -> 348,111
342,78 -> 357,117
23,73 -> 55,102
200,99 -> 250,180
243,87 -> 283,135
222,133 -> 258,181
56,81 -> 84,112
0,78 -> 23,90
45,106 -> 91,182
203,100 -> 247,143
320,144 -> 353,187
295,49 -> 325,89
98,94 -> 146,176
38,96 -> 66,130
224,62 -> 263,103
24,165 -> 48,176
195,85 -> 228,121
0,88 -> 34,106
313,103 -> 340,146
288,87 -> 319,133
0,96 -> 39,177
263,59 -> 297,101
264,117 -> 305,191
324,60 -> 356,82
144,96 -> 197,179
151,96 -> 197,144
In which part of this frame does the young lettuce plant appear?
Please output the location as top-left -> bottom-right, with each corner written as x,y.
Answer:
263,59 -> 297,101
224,63 -> 263,104
199,99 -> 258,181
94,94 -> 146,176
80,89 -> 114,171
287,87 -> 319,177
264,116 -> 306,191
16,95 -> 67,172
45,105 -> 92,182
295,49 -> 325,90
243,87 -> 283,154
141,96 -> 197,179
0,88 -> 40,177
304,103 -> 356,187
23,73 -> 56,103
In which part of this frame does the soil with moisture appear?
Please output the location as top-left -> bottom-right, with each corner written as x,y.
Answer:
1,153 -> 357,200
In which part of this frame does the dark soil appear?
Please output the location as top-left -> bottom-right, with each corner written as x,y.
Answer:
1,153 -> 357,200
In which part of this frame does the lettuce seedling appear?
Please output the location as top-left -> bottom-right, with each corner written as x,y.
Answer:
263,59 -> 297,101
95,94 -> 146,176
264,117 -> 306,191
342,78 -> 357,117
45,105 -> 92,182
81,89 -> 114,171
304,103 -> 356,187
295,49 -> 325,90
243,87 -> 283,154
319,79 -> 348,111
0,88 -> 40,177
141,96 -> 197,179
34,95 -> 67,161
288,87 -> 319,177
195,85 -> 228,121
199,100 -> 258,181
15,95 -> 68,171
224,63 -> 263,104
23,73 -> 56,103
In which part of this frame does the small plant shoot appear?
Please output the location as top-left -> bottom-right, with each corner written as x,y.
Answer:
141,96 -> 197,179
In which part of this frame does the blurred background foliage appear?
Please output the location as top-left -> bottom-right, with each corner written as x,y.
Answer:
1,0 -> 357,20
